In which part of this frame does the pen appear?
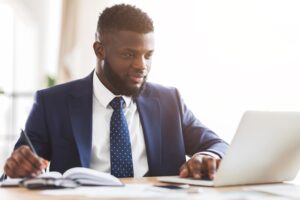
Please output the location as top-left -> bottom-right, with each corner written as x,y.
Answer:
21,129 -> 37,155
21,129 -> 46,173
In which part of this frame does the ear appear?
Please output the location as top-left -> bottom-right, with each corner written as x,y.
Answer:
93,41 -> 105,59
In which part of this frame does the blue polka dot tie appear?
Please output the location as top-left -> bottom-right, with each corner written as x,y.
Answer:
109,97 -> 134,178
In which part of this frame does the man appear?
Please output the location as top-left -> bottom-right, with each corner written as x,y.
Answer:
3,4 -> 228,179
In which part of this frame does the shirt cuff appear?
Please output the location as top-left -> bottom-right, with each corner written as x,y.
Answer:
193,151 -> 221,159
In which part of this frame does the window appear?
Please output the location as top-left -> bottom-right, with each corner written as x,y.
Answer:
0,2 -> 39,171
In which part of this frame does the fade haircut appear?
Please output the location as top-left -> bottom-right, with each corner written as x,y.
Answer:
96,4 -> 154,41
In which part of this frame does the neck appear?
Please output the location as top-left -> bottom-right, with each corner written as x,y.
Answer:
95,65 -> 119,95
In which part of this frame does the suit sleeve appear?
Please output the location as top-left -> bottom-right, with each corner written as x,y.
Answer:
174,89 -> 228,158
14,91 -> 51,160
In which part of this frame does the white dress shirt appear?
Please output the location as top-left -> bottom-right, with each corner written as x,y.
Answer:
89,71 -> 149,177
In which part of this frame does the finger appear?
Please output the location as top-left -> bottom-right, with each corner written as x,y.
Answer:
11,153 -> 36,177
5,156 -> 31,178
11,153 -> 32,174
4,164 -> 23,178
179,163 -> 189,178
187,158 -> 202,179
18,146 -> 46,174
40,158 -> 49,171
8,146 -> 43,177
13,149 -> 37,171
18,146 -> 49,174
18,146 -> 43,170
4,159 -> 17,178
204,157 -> 217,180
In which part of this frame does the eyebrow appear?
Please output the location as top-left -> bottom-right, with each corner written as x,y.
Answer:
122,48 -> 154,54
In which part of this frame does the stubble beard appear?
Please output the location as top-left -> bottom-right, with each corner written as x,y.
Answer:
103,58 -> 146,98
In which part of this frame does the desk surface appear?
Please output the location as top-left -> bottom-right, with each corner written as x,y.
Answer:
0,177 -> 295,200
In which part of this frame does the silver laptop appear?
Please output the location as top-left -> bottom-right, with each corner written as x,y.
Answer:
159,111 -> 300,187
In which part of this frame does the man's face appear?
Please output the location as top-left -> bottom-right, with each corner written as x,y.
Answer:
96,30 -> 154,97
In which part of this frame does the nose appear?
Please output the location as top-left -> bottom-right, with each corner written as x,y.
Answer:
132,56 -> 147,70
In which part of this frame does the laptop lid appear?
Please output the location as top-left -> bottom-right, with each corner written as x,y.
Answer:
214,111 -> 300,186
158,111 -> 300,187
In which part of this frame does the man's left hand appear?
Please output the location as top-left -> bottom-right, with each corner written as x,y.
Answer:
179,154 -> 221,180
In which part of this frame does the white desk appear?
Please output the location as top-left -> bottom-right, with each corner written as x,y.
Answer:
1,176 -> 299,200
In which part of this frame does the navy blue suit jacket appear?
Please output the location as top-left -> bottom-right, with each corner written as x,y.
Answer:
15,71 -> 228,176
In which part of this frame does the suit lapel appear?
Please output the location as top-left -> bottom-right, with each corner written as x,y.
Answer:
68,73 -> 93,168
67,74 -> 162,173
137,91 -> 162,175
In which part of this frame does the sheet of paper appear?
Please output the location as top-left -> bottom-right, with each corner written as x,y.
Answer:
246,183 -> 300,199
41,184 -> 191,198
41,183 -> 290,199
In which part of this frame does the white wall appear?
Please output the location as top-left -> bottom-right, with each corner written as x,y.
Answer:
2,0 -> 300,143
72,0 -> 300,142
0,0 -> 62,171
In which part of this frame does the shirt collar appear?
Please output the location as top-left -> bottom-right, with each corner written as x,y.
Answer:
93,70 -> 132,108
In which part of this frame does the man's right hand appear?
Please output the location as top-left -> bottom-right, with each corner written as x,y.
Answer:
4,145 -> 48,178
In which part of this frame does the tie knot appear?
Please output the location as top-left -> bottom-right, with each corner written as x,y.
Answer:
110,97 -> 125,110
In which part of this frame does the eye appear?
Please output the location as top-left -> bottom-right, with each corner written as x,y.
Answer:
121,52 -> 135,59
144,52 -> 153,60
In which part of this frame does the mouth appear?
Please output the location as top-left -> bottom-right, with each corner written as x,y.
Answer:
128,72 -> 146,84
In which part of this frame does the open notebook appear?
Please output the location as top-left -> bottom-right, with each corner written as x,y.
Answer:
159,111 -> 300,187
1,167 -> 123,188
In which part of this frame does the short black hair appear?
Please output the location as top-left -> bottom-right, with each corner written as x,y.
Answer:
96,4 -> 154,40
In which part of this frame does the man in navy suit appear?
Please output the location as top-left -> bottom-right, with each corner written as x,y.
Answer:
4,4 -> 228,179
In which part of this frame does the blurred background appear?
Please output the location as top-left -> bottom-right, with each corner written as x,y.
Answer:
0,0 -> 300,174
